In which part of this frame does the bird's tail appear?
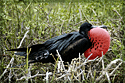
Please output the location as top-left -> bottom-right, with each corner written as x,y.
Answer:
7,44 -> 54,64
7,48 -> 27,51
7,48 -> 27,57
7,44 -> 45,56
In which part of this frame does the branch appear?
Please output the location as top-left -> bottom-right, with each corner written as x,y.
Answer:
0,57 -> 14,79
56,50 -> 71,81
113,9 -> 122,20
45,71 -> 52,83
0,27 -> 29,80
17,27 -> 29,48
96,59 -> 123,82
17,71 -> 46,81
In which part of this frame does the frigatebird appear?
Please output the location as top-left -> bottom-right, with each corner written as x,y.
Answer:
8,22 -> 109,65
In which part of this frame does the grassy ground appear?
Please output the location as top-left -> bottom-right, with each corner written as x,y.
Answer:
0,0 -> 125,82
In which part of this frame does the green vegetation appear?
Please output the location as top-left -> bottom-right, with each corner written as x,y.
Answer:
0,0 -> 125,82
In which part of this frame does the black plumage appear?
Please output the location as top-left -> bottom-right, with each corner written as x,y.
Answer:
8,22 -> 106,64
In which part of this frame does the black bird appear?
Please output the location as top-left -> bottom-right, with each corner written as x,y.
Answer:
8,22 -> 107,65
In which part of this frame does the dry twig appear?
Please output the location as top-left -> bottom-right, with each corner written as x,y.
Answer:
0,27 -> 29,80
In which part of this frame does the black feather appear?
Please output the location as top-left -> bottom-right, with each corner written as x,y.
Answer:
8,22 -> 107,66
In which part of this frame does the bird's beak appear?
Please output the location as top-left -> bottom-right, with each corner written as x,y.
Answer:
91,25 -> 107,29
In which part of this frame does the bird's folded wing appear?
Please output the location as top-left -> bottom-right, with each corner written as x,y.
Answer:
44,32 -> 84,53
61,38 -> 89,56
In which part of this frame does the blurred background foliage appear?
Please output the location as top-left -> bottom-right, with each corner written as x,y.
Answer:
0,0 -> 125,82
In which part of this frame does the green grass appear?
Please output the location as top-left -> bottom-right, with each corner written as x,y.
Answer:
0,0 -> 125,82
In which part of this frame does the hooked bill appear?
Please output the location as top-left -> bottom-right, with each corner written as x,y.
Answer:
84,27 -> 110,60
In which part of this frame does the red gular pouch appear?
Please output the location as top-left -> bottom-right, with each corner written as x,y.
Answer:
84,27 -> 110,60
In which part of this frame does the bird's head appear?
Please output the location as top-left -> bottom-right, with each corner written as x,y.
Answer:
79,22 -> 108,35
79,22 -> 110,60
79,22 -> 92,35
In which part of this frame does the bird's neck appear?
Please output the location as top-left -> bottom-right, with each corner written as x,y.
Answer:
79,31 -> 89,39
